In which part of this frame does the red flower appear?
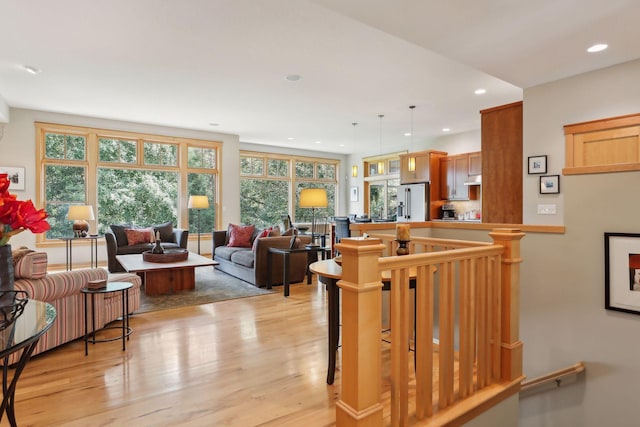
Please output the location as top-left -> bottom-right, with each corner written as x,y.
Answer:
0,173 -> 50,245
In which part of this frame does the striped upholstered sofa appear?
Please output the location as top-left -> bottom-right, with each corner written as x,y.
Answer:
11,250 -> 141,363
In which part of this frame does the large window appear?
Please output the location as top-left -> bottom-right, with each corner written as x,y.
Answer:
364,154 -> 401,220
37,123 -> 220,242
240,152 -> 338,228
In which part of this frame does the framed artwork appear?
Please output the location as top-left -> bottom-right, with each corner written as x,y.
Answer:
528,155 -> 547,174
0,166 -> 25,191
350,186 -> 358,202
605,232 -> 640,315
539,175 -> 560,194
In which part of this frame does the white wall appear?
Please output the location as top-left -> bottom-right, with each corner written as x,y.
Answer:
2,108 -> 240,265
517,58 -> 640,427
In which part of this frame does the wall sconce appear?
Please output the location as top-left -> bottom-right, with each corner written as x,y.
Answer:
352,165 -> 358,177
408,156 -> 416,172
377,160 -> 385,174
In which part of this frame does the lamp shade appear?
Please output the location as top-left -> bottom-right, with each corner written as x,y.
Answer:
188,195 -> 209,209
67,205 -> 95,221
299,188 -> 328,208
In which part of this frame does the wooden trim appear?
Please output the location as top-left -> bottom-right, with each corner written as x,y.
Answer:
348,221 -> 565,234
563,112 -> 640,134
479,100 -> 523,115
563,163 -> 640,175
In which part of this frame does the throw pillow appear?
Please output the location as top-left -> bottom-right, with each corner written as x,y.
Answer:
153,221 -> 174,243
110,223 -> 132,247
124,227 -> 156,246
227,224 -> 255,248
251,227 -> 272,252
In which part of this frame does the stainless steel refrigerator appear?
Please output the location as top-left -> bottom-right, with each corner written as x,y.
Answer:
397,182 -> 429,222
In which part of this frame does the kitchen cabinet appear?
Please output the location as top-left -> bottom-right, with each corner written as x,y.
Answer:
440,154 -> 471,200
399,150 -> 447,219
468,151 -> 482,176
481,101 -> 522,224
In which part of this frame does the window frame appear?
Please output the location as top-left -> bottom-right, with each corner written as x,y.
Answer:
36,122 -> 221,246
240,150 -> 339,225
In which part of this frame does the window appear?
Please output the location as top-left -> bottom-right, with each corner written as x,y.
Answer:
36,122 -> 220,242
363,153 -> 401,220
240,152 -> 338,228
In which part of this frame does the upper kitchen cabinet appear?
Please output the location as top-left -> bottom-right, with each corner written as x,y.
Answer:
440,152 -> 481,201
399,150 -> 447,184
468,151 -> 482,176
440,154 -> 470,200
481,101 -> 523,224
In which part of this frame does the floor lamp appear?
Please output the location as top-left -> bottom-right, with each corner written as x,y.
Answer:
188,195 -> 209,254
299,188 -> 327,246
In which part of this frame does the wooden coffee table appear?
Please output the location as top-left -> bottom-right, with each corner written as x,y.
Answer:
116,252 -> 219,296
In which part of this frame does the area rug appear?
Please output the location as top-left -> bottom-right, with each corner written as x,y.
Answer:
137,267 -> 273,313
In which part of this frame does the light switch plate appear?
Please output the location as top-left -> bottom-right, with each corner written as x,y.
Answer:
537,204 -> 557,214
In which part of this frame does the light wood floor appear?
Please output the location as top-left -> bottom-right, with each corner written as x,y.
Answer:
8,279 -> 343,427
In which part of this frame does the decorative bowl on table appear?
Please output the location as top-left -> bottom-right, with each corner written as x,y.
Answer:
296,225 -> 309,233
142,249 -> 189,263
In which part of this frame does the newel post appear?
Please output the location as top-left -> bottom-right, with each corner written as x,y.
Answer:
335,237 -> 386,427
489,228 -> 526,382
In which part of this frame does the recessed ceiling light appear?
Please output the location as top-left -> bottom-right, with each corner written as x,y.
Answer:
23,65 -> 41,75
208,123 -> 219,127
339,144 -> 345,147
474,88 -> 486,95
404,132 -> 411,137
442,128 -> 451,132
315,140 -> 321,144
587,43 -> 608,53
287,137 -> 295,140
285,74 -> 302,82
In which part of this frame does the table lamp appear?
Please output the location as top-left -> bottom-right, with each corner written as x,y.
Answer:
188,195 -> 209,254
67,205 -> 95,237
299,188 -> 327,245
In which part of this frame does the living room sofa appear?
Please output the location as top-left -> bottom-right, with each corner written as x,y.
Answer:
212,226 -> 312,287
11,249 -> 141,364
105,221 -> 189,272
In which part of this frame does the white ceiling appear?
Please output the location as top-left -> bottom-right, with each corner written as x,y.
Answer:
1,0 -> 639,155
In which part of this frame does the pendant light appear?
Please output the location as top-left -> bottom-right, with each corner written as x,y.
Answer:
377,114 -> 385,174
408,105 -> 416,172
351,122 -> 358,177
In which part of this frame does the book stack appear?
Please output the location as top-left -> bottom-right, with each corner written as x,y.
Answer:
87,279 -> 107,290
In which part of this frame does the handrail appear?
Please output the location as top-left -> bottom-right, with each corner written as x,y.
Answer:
520,362 -> 585,395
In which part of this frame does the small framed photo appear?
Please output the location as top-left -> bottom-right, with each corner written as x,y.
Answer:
539,175 -> 560,194
605,232 -> 640,315
350,186 -> 359,202
528,155 -> 547,174
0,166 -> 26,191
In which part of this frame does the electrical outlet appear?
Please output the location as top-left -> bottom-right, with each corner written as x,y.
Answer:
537,204 -> 557,215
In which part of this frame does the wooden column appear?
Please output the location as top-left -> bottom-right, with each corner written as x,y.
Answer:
489,228 -> 525,382
335,237 -> 386,427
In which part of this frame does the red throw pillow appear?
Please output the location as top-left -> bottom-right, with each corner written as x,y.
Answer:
227,224 -> 255,248
124,227 -> 155,246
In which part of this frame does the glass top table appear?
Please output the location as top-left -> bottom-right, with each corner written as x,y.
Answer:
0,298 -> 56,426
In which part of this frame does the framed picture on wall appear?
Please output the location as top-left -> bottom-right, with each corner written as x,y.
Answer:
605,232 -> 640,315
539,175 -> 559,194
0,166 -> 25,191
350,186 -> 358,202
528,155 -> 547,174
